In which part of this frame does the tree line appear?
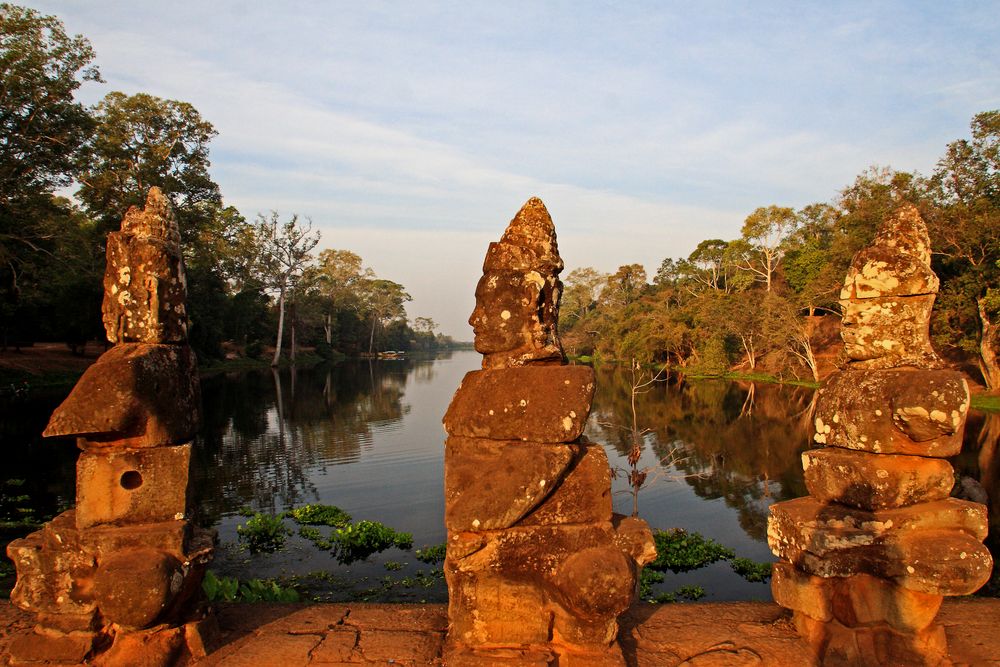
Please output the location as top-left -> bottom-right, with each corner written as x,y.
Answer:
560,112 -> 999,390
0,4 -> 456,363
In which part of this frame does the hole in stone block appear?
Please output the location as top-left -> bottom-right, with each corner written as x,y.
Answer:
120,470 -> 143,490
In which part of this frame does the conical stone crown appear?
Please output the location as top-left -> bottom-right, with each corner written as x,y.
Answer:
470,197 -> 565,369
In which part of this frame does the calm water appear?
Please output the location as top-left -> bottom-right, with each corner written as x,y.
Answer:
3,350 -> 998,602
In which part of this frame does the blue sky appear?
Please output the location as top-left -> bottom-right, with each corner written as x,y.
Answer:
34,1 -> 1000,337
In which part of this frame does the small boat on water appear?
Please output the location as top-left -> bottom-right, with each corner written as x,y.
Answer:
377,350 -> 406,359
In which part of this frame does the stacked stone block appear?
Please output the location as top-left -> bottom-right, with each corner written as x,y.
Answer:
442,198 -> 655,665
6,188 -> 215,666
768,204 -> 993,665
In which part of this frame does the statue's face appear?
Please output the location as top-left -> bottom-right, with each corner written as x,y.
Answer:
840,294 -> 935,362
468,272 -> 538,355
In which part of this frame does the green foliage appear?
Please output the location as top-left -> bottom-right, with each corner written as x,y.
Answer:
693,336 -> 729,376
653,585 -> 706,603
351,569 -> 444,602
0,4 -> 103,348
415,543 -> 447,564
730,557 -> 772,583
78,91 -> 221,238
236,512 -> 291,554
202,570 -> 300,603
649,529 -> 735,573
330,520 -> 413,564
0,478 -> 42,530
638,568 -> 665,599
383,560 -> 404,571
297,526 -> 333,550
289,504 -> 352,527
0,4 -> 99,200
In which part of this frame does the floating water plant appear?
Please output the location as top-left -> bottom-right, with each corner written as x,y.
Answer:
202,570 -> 300,603
236,512 -> 291,553
415,543 -> 447,564
639,529 -> 773,601
288,503 -> 352,527
730,557 -> 772,583
649,529 -> 735,573
331,520 -> 413,564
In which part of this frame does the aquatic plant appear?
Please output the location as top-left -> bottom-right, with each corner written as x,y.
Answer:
289,503 -> 352,527
330,520 -> 413,564
649,529 -> 735,573
236,512 -> 291,553
638,568 -> 665,599
202,570 -> 300,603
0,478 -> 42,531
297,525 -> 334,550
649,585 -> 706,604
415,543 -> 446,564
730,557 -> 772,583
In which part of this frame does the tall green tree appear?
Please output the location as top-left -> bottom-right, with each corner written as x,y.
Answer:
560,267 -> 607,330
602,264 -> 647,309
305,248 -> 373,347
77,91 -> 221,244
686,239 -> 735,292
927,111 -> 1000,389
0,4 -> 99,204
249,212 -> 320,366
0,4 -> 101,344
782,203 -> 841,315
734,205 -> 798,293
362,279 -> 410,354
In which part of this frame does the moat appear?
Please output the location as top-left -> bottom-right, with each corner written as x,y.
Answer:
4,350 -> 998,603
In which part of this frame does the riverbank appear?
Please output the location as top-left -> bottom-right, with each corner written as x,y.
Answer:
0,343 -> 471,395
3,599 -> 998,665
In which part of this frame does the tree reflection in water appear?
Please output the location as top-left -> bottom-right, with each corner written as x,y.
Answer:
590,366 -> 818,541
591,363 -> 1000,588
4,351 -> 997,601
190,361 -> 411,525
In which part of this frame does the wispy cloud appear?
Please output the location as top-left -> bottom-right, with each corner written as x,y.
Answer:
33,0 -> 1000,336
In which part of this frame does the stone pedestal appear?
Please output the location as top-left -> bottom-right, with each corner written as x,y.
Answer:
768,204 -> 993,666
443,199 -> 654,664
5,188 -> 215,665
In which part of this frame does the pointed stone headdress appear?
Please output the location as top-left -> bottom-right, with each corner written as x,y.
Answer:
102,187 -> 188,345
839,203 -> 941,369
469,197 -> 565,370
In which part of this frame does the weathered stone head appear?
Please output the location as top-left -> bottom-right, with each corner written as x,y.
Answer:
103,187 -> 188,344
469,198 -> 565,370
46,187 -> 200,446
839,203 -> 941,369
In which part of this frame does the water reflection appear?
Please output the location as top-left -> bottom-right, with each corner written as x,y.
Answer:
3,351 -> 999,602
191,361 -> 412,524
588,370 -> 815,544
